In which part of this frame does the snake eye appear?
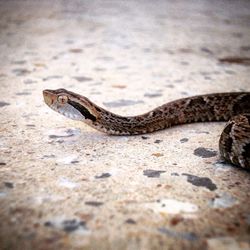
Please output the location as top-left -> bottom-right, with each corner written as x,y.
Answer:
57,95 -> 68,104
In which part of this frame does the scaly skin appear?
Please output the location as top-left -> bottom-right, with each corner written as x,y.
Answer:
43,89 -> 250,168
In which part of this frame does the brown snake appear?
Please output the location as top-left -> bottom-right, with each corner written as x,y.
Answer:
43,89 -> 250,169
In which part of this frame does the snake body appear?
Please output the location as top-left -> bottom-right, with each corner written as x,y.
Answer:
43,89 -> 250,169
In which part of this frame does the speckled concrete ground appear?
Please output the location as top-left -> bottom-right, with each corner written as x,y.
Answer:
0,0 -> 250,249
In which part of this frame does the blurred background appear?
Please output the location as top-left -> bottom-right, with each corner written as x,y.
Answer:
1,0 -> 249,108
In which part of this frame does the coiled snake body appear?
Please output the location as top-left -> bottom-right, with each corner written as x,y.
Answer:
43,89 -> 250,169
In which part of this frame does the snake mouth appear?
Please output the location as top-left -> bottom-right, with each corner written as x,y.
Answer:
43,89 -> 54,106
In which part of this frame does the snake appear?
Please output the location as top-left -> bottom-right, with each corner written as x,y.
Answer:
43,89 -> 250,169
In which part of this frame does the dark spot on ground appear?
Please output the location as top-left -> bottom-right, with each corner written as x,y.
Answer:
143,169 -> 166,178
200,47 -> 213,54
16,92 -> 31,96
12,68 -> 31,76
69,48 -> 83,53
204,76 -> 212,80
144,93 -> 162,98
218,57 -> 250,66
95,173 -> 111,179
195,131 -> 209,134
178,48 -> 193,54
26,124 -> 36,127
12,60 -> 26,65
163,48 -> 174,54
165,84 -> 174,88
111,84 -> 127,89
180,61 -> 189,65
94,67 -> 106,71
232,32 -> 243,38
116,65 -> 128,70
180,138 -> 188,143
240,46 -> 250,51
0,102 -> 10,107
44,221 -> 53,227
85,201 -> 103,207
49,134 -> 72,139
73,76 -> 93,82
42,154 -> 56,159
174,79 -> 183,83
171,172 -> 179,176
141,136 -> 149,140
158,227 -> 198,241
154,139 -> 163,144
0,162 -> 6,165
62,219 -> 86,232
225,70 -> 235,75
125,219 -> 136,224
182,173 -> 217,191
24,79 -> 37,84
4,182 -> 14,188
194,147 -> 217,158
42,75 -> 62,81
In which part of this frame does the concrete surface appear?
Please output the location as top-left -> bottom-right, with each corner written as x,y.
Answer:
0,0 -> 250,249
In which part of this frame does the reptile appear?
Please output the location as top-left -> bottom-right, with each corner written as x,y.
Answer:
43,89 -> 250,169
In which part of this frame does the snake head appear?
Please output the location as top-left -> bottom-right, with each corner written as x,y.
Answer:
43,88 -> 99,122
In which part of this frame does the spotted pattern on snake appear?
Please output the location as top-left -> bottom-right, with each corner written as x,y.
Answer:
43,89 -> 250,169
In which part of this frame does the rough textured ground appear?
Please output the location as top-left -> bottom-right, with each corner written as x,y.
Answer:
0,0 -> 250,249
